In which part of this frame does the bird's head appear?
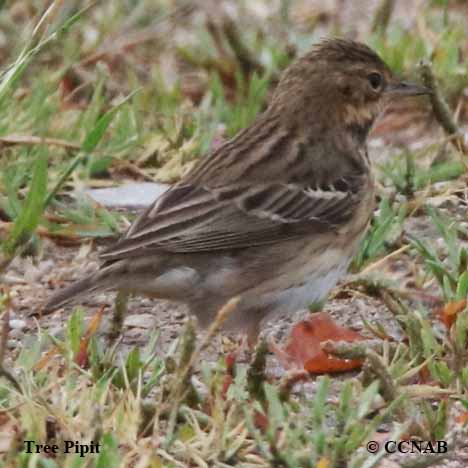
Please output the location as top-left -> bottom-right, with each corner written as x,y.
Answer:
271,38 -> 429,141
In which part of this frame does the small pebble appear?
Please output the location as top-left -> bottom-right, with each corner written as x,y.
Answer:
7,339 -> 19,349
124,313 -> 156,329
9,328 -> 24,339
435,238 -> 447,250
9,319 -> 27,330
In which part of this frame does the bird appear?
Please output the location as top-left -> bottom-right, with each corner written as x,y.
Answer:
44,38 -> 429,344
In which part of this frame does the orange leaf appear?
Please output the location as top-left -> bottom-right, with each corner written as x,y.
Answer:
221,374 -> 233,399
74,307 -> 104,368
74,341 -> 89,368
456,411 -> 468,425
418,364 -> 432,384
34,345 -> 60,371
254,410 -> 268,431
304,353 -> 363,373
221,352 -> 238,398
225,352 -> 237,373
84,306 -> 105,339
279,313 -> 364,374
437,300 -> 467,328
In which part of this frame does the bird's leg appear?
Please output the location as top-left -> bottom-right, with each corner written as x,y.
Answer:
246,339 -> 269,401
233,319 -> 262,363
247,320 -> 261,350
224,320 -> 261,365
107,290 -> 129,346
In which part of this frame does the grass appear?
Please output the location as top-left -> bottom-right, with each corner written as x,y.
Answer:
0,0 -> 468,467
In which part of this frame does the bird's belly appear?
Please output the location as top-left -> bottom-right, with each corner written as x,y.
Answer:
266,253 -> 351,313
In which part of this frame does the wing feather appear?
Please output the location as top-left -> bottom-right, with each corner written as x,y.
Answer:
100,177 -> 363,261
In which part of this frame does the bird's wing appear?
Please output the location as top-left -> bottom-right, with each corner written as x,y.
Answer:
99,175 -> 364,260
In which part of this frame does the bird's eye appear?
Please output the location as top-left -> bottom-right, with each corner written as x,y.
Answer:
367,72 -> 382,90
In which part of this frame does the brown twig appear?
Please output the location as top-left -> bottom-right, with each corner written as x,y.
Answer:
419,59 -> 467,155
372,0 -> 396,34
206,18 -> 231,60
0,309 -> 9,365
0,134 -> 80,150
222,17 -> 264,77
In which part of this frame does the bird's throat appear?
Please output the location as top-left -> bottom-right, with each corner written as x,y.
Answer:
341,101 -> 383,145
346,120 -> 373,145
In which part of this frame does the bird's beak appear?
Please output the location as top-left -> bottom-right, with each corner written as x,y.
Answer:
385,80 -> 431,97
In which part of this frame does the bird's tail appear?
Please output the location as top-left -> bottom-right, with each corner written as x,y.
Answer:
42,263 -> 119,313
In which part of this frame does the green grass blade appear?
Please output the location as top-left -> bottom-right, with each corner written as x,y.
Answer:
1,150 -> 47,256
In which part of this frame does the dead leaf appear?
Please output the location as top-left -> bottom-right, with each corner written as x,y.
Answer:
34,346 -> 60,371
221,352 -> 237,398
456,411 -> 468,425
74,307 -> 104,368
437,299 -> 467,328
277,313 -> 364,374
254,410 -> 268,432
418,364 -> 431,384
0,134 -> 79,149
